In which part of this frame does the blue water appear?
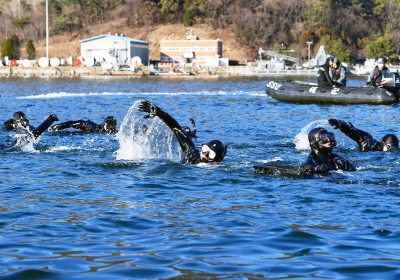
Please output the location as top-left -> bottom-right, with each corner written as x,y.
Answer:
1,75 -> 400,279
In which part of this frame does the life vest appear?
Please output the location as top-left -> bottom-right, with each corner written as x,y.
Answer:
373,67 -> 388,84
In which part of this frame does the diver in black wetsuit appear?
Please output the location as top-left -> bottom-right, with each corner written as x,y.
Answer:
49,116 -> 117,134
138,100 -> 227,164
329,119 -> 399,152
303,127 -> 356,174
2,112 -> 35,131
1,113 -> 59,151
317,57 -> 334,87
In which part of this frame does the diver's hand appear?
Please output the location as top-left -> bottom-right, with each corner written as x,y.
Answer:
315,164 -> 329,174
328,119 -> 342,129
49,113 -> 59,122
48,124 -> 59,132
138,100 -> 159,118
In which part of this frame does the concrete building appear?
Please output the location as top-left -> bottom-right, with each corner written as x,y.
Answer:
80,33 -> 150,64
160,32 -> 224,66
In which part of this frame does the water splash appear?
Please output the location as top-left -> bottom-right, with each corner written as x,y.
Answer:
115,100 -> 181,161
294,119 -> 354,150
3,127 -> 37,152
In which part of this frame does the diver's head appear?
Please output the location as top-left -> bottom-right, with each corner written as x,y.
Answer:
308,127 -> 337,153
200,140 -> 227,163
381,134 -> 399,151
13,111 -> 29,128
325,57 -> 333,67
332,58 -> 339,69
377,58 -> 385,70
102,116 -> 117,133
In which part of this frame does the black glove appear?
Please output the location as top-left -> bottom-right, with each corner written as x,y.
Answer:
49,114 -> 59,122
48,124 -> 59,132
328,119 -> 342,129
315,164 -> 329,174
299,165 -> 314,176
138,100 -> 159,119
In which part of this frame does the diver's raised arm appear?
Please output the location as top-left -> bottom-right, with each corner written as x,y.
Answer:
32,114 -> 58,138
138,100 -> 181,130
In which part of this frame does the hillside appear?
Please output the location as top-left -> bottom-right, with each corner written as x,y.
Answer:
3,0 -> 400,63
23,22 -> 256,64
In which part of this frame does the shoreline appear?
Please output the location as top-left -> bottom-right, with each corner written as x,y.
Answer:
0,66 -> 370,77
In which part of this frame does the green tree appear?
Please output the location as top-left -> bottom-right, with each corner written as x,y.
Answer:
183,6 -> 193,26
367,33 -> 397,61
1,38 -> 13,59
26,39 -> 35,59
303,1 -> 326,31
11,34 -> 20,59
11,17 -> 30,29
319,35 -> 354,63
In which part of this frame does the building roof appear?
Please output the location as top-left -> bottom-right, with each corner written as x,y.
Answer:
80,34 -> 150,44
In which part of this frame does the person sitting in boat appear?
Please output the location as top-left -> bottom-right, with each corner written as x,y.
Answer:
329,58 -> 346,87
329,119 -> 399,152
138,100 -> 227,165
366,58 -> 390,86
317,57 -> 334,87
2,112 -> 36,131
1,113 -> 59,151
303,127 -> 356,174
48,116 -> 117,134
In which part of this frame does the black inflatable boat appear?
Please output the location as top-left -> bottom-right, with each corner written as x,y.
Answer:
265,73 -> 400,105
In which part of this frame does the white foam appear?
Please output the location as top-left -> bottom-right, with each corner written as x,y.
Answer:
45,145 -> 83,152
258,157 -> 283,164
18,91 -> 265,99
294,120 -> 355,150
114,100 -> 181,161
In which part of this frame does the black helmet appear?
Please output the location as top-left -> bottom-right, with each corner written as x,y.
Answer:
13,111 -> 29,127
103,116 -> 117,133
381,134 -> 399,151
308,127 -> 337,153
200,140 -> 227,162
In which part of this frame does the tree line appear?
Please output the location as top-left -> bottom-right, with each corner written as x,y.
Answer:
0,0 -> 400,62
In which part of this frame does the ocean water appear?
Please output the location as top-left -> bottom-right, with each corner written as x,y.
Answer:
1,75 -> 400,279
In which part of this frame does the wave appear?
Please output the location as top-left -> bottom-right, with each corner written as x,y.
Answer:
18,91 -> 265,99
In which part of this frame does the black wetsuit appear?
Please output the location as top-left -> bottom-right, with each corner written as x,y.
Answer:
317,58 -> 333,87
156,108 -> 200,164
49,120 -> 113,133
2,119 -> 35,131
333,120 -> 383,151
303,149 -> 356,174
1,114 -> 58,151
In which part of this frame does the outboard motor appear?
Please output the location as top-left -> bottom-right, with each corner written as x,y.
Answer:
381,72 -> 400,97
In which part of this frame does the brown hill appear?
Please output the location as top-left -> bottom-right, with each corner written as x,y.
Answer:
22,22 -> 257,64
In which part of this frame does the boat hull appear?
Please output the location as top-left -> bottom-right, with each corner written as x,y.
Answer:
265,80 -> 398,105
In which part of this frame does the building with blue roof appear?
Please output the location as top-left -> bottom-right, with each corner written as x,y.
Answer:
80,33 -> 150,65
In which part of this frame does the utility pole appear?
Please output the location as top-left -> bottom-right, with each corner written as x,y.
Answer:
46,0 -> 49,59
187,28 -> 195,36
306,41 -> 312,66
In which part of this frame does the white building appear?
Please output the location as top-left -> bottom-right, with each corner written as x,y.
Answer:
80,33 -> 150,64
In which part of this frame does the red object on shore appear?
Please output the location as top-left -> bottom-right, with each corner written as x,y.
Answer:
73,58 -> 81,67
10,59 -> 17,67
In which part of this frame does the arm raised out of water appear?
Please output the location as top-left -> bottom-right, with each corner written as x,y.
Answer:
138,100 -> 200,164
328,119 -> 379,151
1,114 -> 58,151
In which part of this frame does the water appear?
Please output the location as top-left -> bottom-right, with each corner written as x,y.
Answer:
1,75 -> 400,279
